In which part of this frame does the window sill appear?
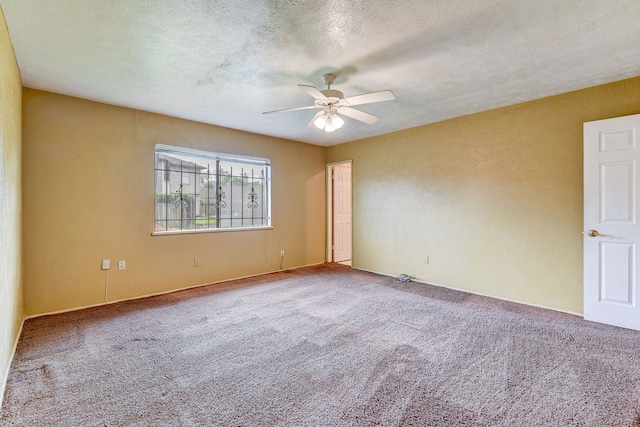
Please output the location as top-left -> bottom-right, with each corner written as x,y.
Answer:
152,226 -> 273,236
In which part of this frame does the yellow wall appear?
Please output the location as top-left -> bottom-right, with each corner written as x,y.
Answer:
20,77 -> 640,318
327,76 -> 640,314
0,5 -> 23,403
22,89 -> 326,315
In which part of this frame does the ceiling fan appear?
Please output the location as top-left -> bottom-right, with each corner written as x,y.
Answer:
263,73 -> 395,132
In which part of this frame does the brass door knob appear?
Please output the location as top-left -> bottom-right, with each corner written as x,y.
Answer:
587,229 -> 602,237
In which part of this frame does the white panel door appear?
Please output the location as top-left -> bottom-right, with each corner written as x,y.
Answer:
333,165 -> 352,262
584,113 -> 640,330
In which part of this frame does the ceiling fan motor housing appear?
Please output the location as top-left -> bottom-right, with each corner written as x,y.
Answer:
320,89 -> 344,102
263,72 -> 394,128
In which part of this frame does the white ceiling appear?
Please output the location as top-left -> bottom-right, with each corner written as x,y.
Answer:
2,1 -> 640,146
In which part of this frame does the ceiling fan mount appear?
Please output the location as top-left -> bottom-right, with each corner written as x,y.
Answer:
263,73 -> 395,133
322,72 -> 338,87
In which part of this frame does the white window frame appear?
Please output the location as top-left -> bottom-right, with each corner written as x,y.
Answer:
153,144 -> 271,235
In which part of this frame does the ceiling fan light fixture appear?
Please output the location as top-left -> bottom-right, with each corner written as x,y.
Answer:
328,114 -> 344,132
316,113 -> 344,132
314,114 -> 327,130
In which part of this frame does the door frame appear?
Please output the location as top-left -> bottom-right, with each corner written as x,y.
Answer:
326,160 -> 352,262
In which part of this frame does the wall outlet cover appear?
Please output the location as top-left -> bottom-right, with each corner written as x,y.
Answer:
101,259 -> 111,270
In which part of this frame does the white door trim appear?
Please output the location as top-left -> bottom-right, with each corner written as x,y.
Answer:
326,160 -> 352,262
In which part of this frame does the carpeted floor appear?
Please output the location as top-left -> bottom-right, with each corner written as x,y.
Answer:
2,263 -> 640,426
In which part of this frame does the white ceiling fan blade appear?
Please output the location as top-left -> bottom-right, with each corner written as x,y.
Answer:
262,105 -> 319,114
338,107 -> 380,124
298,84 -> 329,100
307,110 -> 325,128
343,90 -> 395,106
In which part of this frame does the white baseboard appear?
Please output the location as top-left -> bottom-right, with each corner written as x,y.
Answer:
352,266 -> 583,318
0,316 -> 25,414
3,262 -> 321,411
24,262 -> 326,320
3,262 -> 582,412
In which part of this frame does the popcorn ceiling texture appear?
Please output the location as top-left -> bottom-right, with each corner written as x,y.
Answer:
3,264 -> 640,426
1,0 -> 639,145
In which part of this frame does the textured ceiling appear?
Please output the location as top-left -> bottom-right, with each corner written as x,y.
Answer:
2,1 -> 640,146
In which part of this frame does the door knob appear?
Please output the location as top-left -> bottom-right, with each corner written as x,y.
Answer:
587,229 -> 603,237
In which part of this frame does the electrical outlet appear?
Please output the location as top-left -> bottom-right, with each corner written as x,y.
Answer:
101,259 -> 111,270
424,256 -> 429,264
118,260 -> 126,270
194,257 -> 200,267
280,250 -> 285,257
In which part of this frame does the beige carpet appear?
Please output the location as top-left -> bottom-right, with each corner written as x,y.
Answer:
2,263 -> 640,426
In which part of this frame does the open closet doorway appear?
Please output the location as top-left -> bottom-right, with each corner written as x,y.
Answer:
327,161 -> 352,265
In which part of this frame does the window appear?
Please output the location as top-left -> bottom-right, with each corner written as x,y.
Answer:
154,144 -> 271,233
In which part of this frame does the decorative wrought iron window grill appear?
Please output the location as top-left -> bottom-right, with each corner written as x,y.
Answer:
154,144 -> 271,233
